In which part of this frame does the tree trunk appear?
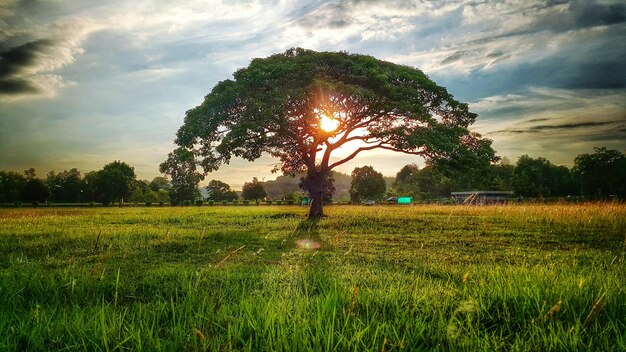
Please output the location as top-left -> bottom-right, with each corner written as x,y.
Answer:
307,170 -> 324,219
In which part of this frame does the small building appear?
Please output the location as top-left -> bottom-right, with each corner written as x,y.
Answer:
451,191 -> 514,205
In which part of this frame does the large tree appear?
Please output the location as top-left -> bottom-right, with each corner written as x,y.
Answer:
299,171 -> 335,203
170,48 -> 496,218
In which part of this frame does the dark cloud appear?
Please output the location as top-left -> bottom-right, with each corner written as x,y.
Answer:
0,39 -> 56,95
441,51 -> 467,65
528,121 -> 619,131
0,78 -> 39,94
526,118 -> 551,123
488,120 -> 623,135
540,0 -> 626,32
439,50 -> 626,101
0,39 -> 55,77
546,0 -> 569,6
570,0 -> 626,28
559,61 -> 626,89
583,129 -> 626,142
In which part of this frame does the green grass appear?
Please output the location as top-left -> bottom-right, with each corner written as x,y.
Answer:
0,204 -> 624,351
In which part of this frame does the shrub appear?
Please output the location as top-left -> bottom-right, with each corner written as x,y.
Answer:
221,200 -> 228,205
276,200 -> 282,205
183,200 -> 191,206
266,200 -> 272,205
195,200 -> 204,206
89,202 -> 95,207
158,202 -> 164,206
287,200 -> 294,205
208,200 -> 215,206
243,200 -> 250,205
145,202 -> 152,206
232,200 -> 238,205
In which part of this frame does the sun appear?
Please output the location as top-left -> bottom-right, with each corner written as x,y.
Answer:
319,113 -> 339,132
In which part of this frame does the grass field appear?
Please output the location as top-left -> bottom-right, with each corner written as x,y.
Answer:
0,204 -> 624,351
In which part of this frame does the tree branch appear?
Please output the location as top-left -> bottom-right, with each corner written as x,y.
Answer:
328,142 -> 425,170
328,143 -> 384,170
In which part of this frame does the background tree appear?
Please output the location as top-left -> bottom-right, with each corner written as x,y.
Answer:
206,179 -> 238,201
511,155 -> 575,198
0,171 -> 26,203
24,168 -> 36,180
160,148 -> 204,205
393,164 -> 420,198
81,171 -> 99,203
414,166 -> 452,199
573,147 -> 626,198
149,176 -> 172,193
169,48 -> 496,218
350,166 -> 386,203
130,180 -> 151,203
45,168 -> 82,203
299,171 -> 335,203
20,169 -> 49,207
94,161 -> 136,205
242,177 -> 267,203
511,155 -> 553,197
393,164 -> 453,199
147,176 -> 171,204
486,162 -> 515,191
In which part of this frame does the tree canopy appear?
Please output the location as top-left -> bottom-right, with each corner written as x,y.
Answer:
206,179 -> 238,201
242,177 -> 267,202
160,148 -> 204,205
21,178 -> 49,207
350,165 -> 386,203
169,48 -> 496,218
94,161 -> 136,205
46,168 -> 82,203
573,147 -> 626,198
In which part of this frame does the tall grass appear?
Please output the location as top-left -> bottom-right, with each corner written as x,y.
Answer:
0,204 -> 624,351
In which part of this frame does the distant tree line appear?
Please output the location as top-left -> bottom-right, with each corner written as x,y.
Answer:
1,147 -> 623,207
390,147 -> 626,200
0,161 -> 171,206
247,147 -> 626,203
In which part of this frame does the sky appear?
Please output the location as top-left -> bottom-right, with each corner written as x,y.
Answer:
1,0 -> 625,189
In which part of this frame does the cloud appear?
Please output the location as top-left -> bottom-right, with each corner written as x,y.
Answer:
552,0 -> 626,29
471,87 -> 626,120
0,13 -> 103,100
0,39 -> 57,95
471,87 -> 626,164
387,0 -> 626,77
286,0 -> 428,48
488,121 -> 623,135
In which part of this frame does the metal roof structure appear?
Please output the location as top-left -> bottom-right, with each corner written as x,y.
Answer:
451,191 -> 514,205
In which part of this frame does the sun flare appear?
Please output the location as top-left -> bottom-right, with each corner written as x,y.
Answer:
319,113 -> 340,132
